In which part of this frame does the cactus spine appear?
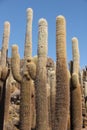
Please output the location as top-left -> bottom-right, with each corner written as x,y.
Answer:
54,15 -> 69,130
35,18 -> 48,130
0,22 -> 10,130
71,37 -> 82,130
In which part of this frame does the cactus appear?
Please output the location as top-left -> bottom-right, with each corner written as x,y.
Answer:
3,71 -> 11,130
24,8 -> 33,59
0,21 -> 10,100
71,37 -> 82,130
0,21 -> 10,130
35,18 -> 48,130
11,8 -> 36,130
72,37 -> 79,75
50,71 -> 56,130
11,45 -> 36,130
31,81 -> 36,129
54,15 -> 69,130
67,69 -> 71,130
0,21 -> 10,67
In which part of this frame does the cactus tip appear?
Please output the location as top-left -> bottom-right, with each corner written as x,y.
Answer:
26,8 -> 33,14
56,15 -> 65,21
39,18 -> 47,26
72,37 -> 78,43
72,73 -> 79,87
12,44 -> 18,50
4,21 -> 10,27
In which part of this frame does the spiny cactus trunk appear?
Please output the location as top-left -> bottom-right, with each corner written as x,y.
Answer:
20,78 -> 32,130
54,15 -> 69,130
50,71 -> 56,130
35,19 -> 48,130
11,45 -> 36,130
24,8 -> 33,59
71,37 -> 82,130
11,45 -> 32,130
47,83 -> 51,130
71,81 -> 82,130
0,82 -> 6,130
0,21 -> 10,100
0,21 -> 10,130
3,77 -> 11,130
31,81 -> 36,129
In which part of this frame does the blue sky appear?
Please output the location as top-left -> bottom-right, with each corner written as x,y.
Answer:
0,0 -> 87,68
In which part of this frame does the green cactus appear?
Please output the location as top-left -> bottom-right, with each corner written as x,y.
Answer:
71,37 -> 82,130
0,21 -> 10,130
35,18 -> 48,130
54,15 -> 69,130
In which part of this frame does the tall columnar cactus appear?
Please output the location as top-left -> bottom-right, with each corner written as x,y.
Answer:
11,45 -> 36,130
54,15 -> 69,130
0,21 -> 10,99
0,21 -> 10,130
11,8 -> 35,130
35,18 -> 48,130
24,8 -> 33,59
71,37 -> 82,130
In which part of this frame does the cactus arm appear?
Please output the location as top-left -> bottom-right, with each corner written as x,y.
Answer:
0,22 -> 10,67
1,67 -> 10,81
72,37 -> 80,75
11,45 -> 22,83
24,8 -> 33,59
72,73 -> 79,88
26,59 -> 36,80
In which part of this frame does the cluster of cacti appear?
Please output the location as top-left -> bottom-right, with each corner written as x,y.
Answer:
0,7 -> 87,130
